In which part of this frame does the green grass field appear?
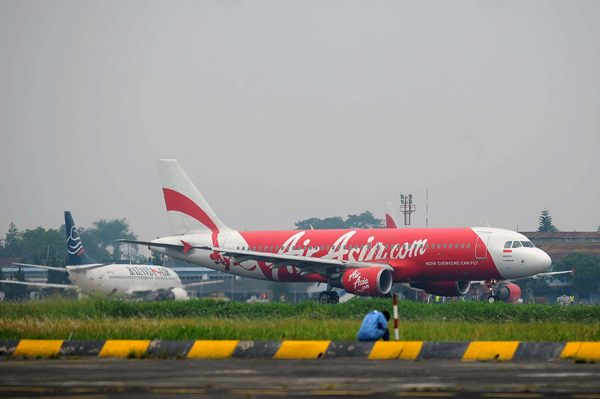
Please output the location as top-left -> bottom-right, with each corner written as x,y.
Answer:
1,298 -> 599,341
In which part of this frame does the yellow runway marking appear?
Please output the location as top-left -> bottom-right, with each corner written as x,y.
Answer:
12,340 -> 63,357
274,340 -> 330,359
187,340 -> 239,358
462,342 -> 520,361
397,393 -> 456,397
98,340 -> 150,357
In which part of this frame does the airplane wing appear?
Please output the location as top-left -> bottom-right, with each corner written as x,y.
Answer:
0,280 -> 78,290
198,245 -> 393,277
472,268 -> 574,286
11,263 -> 67,272
118,240 -> 393,277
12,262 -> 111,272
532,268 -> 574,279
183,280 -> 224,288
115,239 -> 183,250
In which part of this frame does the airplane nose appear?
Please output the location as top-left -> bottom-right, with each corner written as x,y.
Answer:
535,250 -> 552,272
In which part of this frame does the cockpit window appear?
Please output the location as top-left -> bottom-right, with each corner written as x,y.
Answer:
504,241 -> 512,248
522,241 -> 535,248
512,241 -> 523,248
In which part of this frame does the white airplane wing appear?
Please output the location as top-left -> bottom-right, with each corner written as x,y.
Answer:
532,269 -> 574,279
0,280 -> 78,290
183,280 -> 224,288
12,262 -> 110,272
11,263 -> 67,272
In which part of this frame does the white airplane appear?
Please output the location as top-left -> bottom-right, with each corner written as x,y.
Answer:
0,211 -> 220,300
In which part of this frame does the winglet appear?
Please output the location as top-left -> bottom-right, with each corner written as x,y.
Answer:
572,267 -> 575,276
181,240 -> 194,254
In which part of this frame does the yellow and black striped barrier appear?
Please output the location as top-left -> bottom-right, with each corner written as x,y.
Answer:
1,340 -> 600,360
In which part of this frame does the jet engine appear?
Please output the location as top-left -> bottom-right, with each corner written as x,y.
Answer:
413,280 -> 471,297
497,283 -> 521,303
170,287 -> 189,301
330,267 -> 393,296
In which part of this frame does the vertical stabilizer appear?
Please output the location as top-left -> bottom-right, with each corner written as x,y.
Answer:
384,202 -> 399,229
157,159 -> 232,237
65,211 -> 98,265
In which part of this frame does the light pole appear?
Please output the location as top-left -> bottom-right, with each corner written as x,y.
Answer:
400,194 -> 416,226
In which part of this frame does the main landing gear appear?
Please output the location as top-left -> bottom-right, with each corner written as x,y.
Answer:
318,291 -> 339,304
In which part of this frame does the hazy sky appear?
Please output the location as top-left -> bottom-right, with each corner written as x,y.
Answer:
1,0 -> 599,242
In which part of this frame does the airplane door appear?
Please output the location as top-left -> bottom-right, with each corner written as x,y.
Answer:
475,232 -> 491,260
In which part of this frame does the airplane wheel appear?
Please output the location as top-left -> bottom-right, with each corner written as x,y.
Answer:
329,291 -> 339,304
318,292 -> 331,304
487,295 -> 499,304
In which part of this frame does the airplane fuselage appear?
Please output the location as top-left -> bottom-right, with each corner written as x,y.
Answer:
66,264 -> 182,297
150,227 -> 551,284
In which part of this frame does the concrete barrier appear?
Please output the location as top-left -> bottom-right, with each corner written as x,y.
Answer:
0,340 -> 595,360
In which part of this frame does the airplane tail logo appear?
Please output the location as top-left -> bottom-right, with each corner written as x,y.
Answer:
385,202 -> 399,229
65,211 -> 98,265
157,160 -> 232,239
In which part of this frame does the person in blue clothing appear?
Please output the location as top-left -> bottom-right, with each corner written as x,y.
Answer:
357,310 -> 390,341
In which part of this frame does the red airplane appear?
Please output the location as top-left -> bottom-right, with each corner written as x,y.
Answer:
120,160 -> 552,304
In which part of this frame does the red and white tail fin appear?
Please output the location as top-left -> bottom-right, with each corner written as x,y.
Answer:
384,202 -> 399,229
157,159 -> 232,236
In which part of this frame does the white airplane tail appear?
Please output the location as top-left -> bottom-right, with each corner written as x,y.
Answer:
157,159 -> 232,236
384,202 -> 399,229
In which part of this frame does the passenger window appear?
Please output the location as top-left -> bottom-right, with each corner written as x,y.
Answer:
275,246 -> 279,251
443,244 -> 447,249
504,241 -> 512,249
512,241 -> 522,248
448,244 -> 452,249
437,244 -> 441,249
326,245 -> 329,250
467,244 -> 470,249
259,246 -> 262,251
253,246 -> 256,251
455,244 -> 458,249
461,243 -> 464,249
321,246 -> 324,250
270,246 -> 273,251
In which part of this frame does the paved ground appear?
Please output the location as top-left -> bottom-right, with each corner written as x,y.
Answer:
1,358 -> 600,398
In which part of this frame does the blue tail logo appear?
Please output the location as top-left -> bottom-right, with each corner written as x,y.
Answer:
65,211 -> 98,265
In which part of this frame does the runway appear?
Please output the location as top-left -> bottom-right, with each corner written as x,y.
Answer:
1,358 -> 600,398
